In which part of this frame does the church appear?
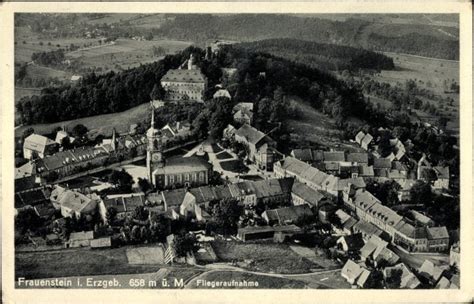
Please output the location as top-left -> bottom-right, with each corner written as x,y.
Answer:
146,104 -> 212,190
160,54 -> 207,102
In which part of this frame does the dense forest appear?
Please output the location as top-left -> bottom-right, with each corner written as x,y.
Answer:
238,39 -> 395,71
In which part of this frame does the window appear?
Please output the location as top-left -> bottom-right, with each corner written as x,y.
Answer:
169,175 -> 175,184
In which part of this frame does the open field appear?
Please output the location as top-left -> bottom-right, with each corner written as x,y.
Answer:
15,102 -> 150,138
15,87 -> 42,103
286,96 -> 359,151
378,52 -> 459,95
187,270 -> 307,289
15,246 -> 164,279
66,38 -> 192,72
211,241 -> 320,274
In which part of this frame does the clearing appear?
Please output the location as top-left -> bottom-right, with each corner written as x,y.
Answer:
15,246 -> 164,279
211,240 -> 320,274
15,101 -> 151,138
286,96 -> 359,151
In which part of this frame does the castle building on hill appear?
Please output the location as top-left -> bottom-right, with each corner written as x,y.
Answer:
160,54 -> 207,102
146,104 -> 212,189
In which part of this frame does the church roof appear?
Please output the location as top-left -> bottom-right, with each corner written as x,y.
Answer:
153,156 -> 211,175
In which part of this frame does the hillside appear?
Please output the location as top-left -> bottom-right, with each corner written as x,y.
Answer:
157,14 -> 459,60
238,38 -> 395,71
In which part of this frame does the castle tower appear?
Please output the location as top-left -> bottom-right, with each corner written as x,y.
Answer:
188,53 -> 197,70
146,102 -> 164,184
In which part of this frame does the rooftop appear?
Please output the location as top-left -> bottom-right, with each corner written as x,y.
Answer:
161,69 -> 206,83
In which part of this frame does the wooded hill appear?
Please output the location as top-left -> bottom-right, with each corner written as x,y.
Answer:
157,14 -> 459,60
237,38 -> 395,72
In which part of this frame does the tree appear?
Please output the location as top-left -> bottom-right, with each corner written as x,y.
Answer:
144,32 -> 154,41
173,232 -> 198,257
106,206 -> 118,224
150,84 -> 164,100
15,208 -> 42,234
108,169 -> 134,192
410,180 -> 432,205
386,269 -> 403,289
132,206 -> 149,221
21,127 -> 35,142
137,178 -> 152,193
72,124 -> 88,138
211,199 -> 243,235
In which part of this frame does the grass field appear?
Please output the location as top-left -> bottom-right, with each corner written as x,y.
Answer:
215,151 -> 233,160
211,241 -> 319,274
15,246 -> 164,279
286,96 -> 359,151
187,270 -> 307,289
15,87 -> 42,103
66,38 -> 191,72
219,159 -> 248,173
15,102 -> 150,138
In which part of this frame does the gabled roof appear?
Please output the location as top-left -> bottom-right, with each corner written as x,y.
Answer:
161,69 -> 206,83
360,235 -> 388,260
426,226 -> 449,240
263,204 -> 313,224
213,89 -> 231,99
60,191 -> 98,213
323,151 -> 345,162
153,156 -> 211,175
291,181 -> 325,206
69,231 -> 94,241
15,176 -> 41,193
355,131 -> 365,144
337,177 -> 366,191
418,260 -> 445,283
341,260 -> 371,287
338,234 -> 364,251
433,166 -> 449,179
353,220 -> 384,237
24,134 -> 56,153
384,263 -> 421,289
374,158 -> 392,169
361,133 -> 373,147
235,124 -> 270,146
358,165 -> 374,177
347,153 -> 369,163
291,149 -> 313,162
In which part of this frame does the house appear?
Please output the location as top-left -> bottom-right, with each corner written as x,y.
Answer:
358,165 -> 374,178
336,234 -> 364,253
290,149 -> 314,163
223,124 -> 237,139
237,225 -> 302,242
408,210 -> 434,227
55,130 -> 75,146
234,124 -> 276,171
161,54 -> 207,102
102,193 -> 146,220
397,179 -> 416,201
418,260 -> 445,285
435,275 -> 459,289
65,231 -> 94,248
23,133 -> 58,159
90,237 -> 112,249
213,88 -> 231,100
179,191 -> 207,222
383,263 -> 421,289
58,190 -> 100,218
346,153 -> 369,164
352,220 -> 384,242
33,202 -> 56,220
355,131 -> 365,145
449,243 -> 460,270
273,156 -> 339,196
261,204 -> 313,226
432,166 -> 450,190
361,133 -> 374,150
291,181 -> 325,207
373,158 -> 392,170
341,260 -> 372,288
360,235 -> 399,267
333,209 -> 358,235
426,226 -> 450,252
161,121 -> 192,139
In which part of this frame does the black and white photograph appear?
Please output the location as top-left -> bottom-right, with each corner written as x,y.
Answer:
3,2 -> 471,298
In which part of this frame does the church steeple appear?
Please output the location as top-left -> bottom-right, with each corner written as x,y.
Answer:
150,101 -> 155,129
111,128 -> 117,151
147,101 -> 164,185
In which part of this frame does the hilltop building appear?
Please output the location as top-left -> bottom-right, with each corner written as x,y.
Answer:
23,133 -> 58,159
161,54 -> 207,102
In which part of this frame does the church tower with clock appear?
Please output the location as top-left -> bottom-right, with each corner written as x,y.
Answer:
146,102 -> 164,185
